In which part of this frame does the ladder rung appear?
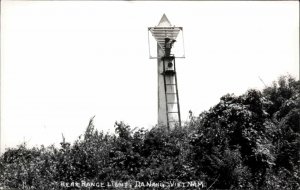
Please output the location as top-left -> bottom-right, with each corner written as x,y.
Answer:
167,102 -> 178,104
168,112 -> 179,113
166,93 -> 177,94
166,84 -> 176,85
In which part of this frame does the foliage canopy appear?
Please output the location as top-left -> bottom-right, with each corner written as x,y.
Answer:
0,75 -> 299,189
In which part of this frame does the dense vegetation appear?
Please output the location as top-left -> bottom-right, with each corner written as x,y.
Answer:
0,75 -> 299,189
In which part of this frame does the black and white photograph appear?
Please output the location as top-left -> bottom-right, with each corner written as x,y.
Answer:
0,1 -> 299,189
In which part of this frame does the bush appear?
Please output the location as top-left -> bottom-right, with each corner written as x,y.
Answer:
0,75 -> 299,189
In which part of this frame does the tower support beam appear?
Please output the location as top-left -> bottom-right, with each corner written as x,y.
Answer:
149,14 -> 184,130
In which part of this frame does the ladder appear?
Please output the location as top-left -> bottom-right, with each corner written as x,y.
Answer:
162,56 -> 181,129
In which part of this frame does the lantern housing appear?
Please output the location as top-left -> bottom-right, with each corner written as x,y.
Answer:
148,14 -> 185,59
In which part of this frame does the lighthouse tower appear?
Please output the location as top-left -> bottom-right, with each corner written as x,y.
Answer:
148,14 -> 185,129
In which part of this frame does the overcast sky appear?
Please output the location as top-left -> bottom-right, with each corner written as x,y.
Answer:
1,1 -> 299,153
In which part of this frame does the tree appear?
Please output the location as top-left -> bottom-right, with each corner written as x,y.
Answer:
0,75 -> 299,189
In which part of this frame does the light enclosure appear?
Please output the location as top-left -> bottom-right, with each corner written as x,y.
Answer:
148,26 -> 185,59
